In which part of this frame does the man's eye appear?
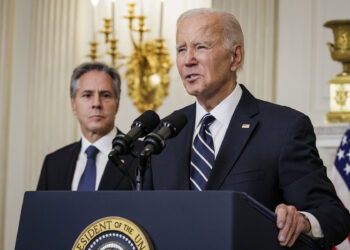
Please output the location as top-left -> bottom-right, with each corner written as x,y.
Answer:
177,48 -> 186,53
82,93 -> 91,97
197,45 -> 207,50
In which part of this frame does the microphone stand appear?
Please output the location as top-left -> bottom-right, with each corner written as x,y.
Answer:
108,153 -> 136,190
137,148 -> 153,191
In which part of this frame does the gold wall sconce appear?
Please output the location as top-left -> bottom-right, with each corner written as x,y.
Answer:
87,0 -> 172,113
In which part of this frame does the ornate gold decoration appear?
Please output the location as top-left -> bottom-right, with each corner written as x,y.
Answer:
324,20 -> 350,123
107,38 -> 126,68
100,18 -> 112,43
87,1 -> 172,113
72,216 -> 154,250
334,84 -> 348,109
87,42 -> 100,61
124,3 -> 171,113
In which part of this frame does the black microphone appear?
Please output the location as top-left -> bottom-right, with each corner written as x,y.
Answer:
109,110 -> 160,157
142,110 -> 188,155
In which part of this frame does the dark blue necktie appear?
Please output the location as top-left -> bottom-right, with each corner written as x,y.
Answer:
190,114 -> 216,191
77,145 -> 99,191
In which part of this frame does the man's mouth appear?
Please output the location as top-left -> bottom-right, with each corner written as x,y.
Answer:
186,74 -> 199,80
90,114 -> 104,119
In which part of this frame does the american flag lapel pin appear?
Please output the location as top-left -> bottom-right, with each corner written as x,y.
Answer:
242,124 -> 250,129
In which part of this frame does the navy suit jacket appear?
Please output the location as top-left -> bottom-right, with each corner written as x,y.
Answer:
37,130 -> 138,191
149,85 -> 350,248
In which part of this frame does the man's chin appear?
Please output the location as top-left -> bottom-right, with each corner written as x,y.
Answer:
87,125 -> 110,135
184,87 -> 201,97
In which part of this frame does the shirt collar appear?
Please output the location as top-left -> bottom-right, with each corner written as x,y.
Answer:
195,83 -> 242,128
81,127 -> 117,156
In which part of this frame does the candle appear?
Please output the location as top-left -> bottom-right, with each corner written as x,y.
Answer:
140,0 -> 144,16
90,0 -> 99,41
159,0 -> 164,38
111,0 -> 116,37
92,6 -> 95,41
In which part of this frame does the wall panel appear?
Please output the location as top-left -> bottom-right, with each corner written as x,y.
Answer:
24,0 -> 79,188
0,0 -> 14,248
213,0 -> 277,101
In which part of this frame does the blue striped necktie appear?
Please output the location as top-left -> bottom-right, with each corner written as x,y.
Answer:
190,114 -> 216,191
77,145 -> 99,191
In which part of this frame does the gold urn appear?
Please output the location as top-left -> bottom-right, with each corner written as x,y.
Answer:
324,19 -> 350,123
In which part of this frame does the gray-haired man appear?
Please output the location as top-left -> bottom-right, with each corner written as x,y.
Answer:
37,62 -> 135,191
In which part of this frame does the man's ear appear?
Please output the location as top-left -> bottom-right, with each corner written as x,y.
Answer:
115,100 -> 119,115
71,97 -> 77,115
230,44 -> 243,71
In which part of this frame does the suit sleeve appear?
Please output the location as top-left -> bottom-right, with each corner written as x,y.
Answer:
278,114 -> 350,248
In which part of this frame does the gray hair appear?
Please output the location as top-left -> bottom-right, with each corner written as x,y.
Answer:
177,8 -> 244,53
70,62 -> 121,99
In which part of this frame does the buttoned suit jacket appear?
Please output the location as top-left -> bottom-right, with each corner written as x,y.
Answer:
37,129 -> 138,191
148,84 -> 350,248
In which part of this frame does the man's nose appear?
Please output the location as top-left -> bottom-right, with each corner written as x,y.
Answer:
92,94 -> 102,108
184,49 -> 197,66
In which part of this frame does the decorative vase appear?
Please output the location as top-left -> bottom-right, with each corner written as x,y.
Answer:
324,20 -> 350,123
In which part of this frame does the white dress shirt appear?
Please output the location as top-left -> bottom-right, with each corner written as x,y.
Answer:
193,83 -> 242,157
193,83 -> 323,238
71,127 -> 117,191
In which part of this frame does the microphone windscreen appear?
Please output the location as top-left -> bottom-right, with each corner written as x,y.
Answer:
161,110 -> 187,137
133,110 -> 160,133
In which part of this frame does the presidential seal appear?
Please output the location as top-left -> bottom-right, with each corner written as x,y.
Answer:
72,216 -> 153,250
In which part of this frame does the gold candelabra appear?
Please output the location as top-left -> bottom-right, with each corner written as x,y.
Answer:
87,2 -> 172,113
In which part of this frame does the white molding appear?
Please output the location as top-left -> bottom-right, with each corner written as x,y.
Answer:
315,123 -> 349,148
314,123 -> 349,176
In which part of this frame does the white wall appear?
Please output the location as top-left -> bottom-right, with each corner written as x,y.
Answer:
276,0 -> 350,126
3,0 -> 32,249
0,0 -> 14,248
276,0 -> 350,173
213,0 -> 278,102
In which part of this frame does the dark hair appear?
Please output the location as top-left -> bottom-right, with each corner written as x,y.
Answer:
70,62 -> 121,99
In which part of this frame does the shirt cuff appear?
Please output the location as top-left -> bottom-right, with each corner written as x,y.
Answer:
300,211 -> 324,238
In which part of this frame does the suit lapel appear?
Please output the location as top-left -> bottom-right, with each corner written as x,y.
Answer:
152,104 -> 196,189
65,141 -> 81,189
206,85 -> 260,190
98,160 -> 124,190
175,105 -> 196,189
98,127 -> 139,190
98,128 -> 124,190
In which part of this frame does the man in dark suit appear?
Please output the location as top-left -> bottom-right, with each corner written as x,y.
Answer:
148,8 -> 350,249
37,62 -> 136,191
